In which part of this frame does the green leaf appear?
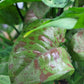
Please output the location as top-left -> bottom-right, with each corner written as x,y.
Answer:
0,41 -> 13,62
11,47 -> 74,84
0,75 -> 11,84
42,0 -> 74,8
74,13 -> 84,28
78,0 -> 84,6
66,70 -> 84,84
56,7 -> 84,29
42,81 -> 54,84
8,20 -> 74,84
24,18 -> 77,37
70,29 -> 84,61
25,2 -> 50,23
0,0 -> 41,9
0,63 -> 8,75
29,2 -> 50,18
0,5 -> 21,25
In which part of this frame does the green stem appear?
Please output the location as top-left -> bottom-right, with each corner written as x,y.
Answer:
12,25 -> 20,35
16,3 -> 24,22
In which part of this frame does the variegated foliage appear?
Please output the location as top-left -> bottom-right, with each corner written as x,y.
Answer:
8,20 -> 74,84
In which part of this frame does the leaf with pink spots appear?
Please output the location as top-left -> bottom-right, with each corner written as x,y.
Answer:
8,19 -> 74,84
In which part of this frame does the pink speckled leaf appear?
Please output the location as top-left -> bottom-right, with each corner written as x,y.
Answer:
8,19 -> 74,84
71,29 -> 84,61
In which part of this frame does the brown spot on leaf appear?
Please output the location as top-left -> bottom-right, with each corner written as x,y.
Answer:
14,41 -> 26,52
14,56 -> 17,59
38,35 -> 53,47
67,56 -> 71,62
29,47 -> 31,48
33,50 -> 42,57
24,73 -> 27,75
19,82 -> 24,84
77,50 -> 81,53
67,70 -> 70,72
15,78 -> 18,81
28,51 -> 31,53
60,34 -> 63,39
24,58 -> 31,63
2,46 -> 5,49
29,36 -> 35,40
56,37 -> 59,43
9,64 -> 14,69
40,71 -> 53,82
43,28 -> 46,30
67,64 -> 73,68
34,27 -> 37,29
13,71 -> 16,75
25,10 -> 37,23
29,41 -> 35,44
77,31 -> 83,37
34,59 -> 39,69
61,38 -> 65,42
38,83 -> 41,84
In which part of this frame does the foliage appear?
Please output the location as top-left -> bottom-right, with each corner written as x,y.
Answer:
0,75 -> 11,84
0,5 -> 21,25
0,0 -> 84,84
42,0 -> 74,8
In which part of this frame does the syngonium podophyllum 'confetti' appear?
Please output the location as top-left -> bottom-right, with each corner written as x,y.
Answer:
71,29 -> 84,61
8,20 -> 74,84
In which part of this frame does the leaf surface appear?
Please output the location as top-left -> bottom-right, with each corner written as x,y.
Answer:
56,7 -> 84,28
0,75 -> 11,84
42,0 -> 74,8
24,18 -> 77,37
0,0 -> 41,9
9,20 -> 74,84
0,5 -> 21,25
71,29 -> 84,61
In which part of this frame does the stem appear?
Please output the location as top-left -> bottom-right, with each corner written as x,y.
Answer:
12,25 -> 20,35
16,3 -> 24,22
